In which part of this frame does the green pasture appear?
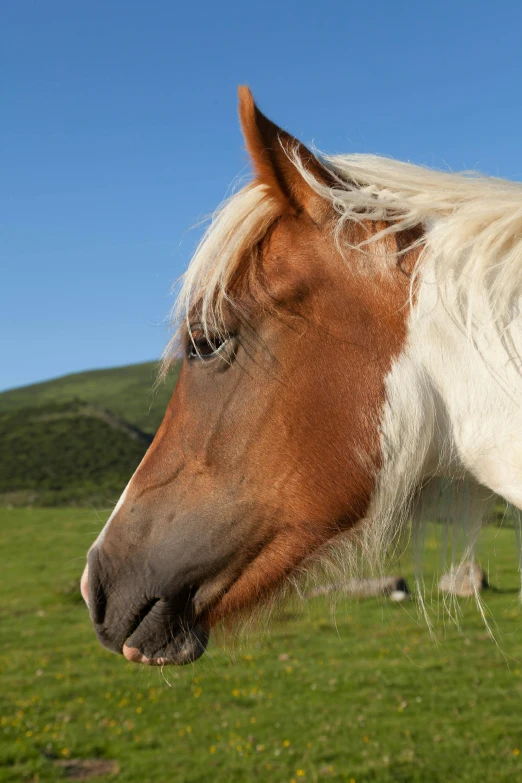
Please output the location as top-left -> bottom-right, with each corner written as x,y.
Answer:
2,508 -> 522,782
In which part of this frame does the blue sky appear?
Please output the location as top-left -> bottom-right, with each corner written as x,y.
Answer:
3,0 -> 522,391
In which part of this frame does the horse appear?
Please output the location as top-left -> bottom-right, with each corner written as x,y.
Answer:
81,86 -> 522,666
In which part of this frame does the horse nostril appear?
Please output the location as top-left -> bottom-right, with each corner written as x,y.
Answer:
87,548 -> 108,625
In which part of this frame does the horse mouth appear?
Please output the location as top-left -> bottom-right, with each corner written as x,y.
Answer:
91,587 -> 210,666
122,618 -> 209,666
122,594 -> 209,666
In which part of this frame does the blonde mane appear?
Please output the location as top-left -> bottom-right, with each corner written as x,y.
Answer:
164,150 -> 522,375
304,153 -> 522,339
162,182 -> 280,369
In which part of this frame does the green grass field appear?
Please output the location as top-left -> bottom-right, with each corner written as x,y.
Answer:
3,508 -> 522,782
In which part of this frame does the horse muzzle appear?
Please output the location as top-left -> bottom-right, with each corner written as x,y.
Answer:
82,549 -> 209,666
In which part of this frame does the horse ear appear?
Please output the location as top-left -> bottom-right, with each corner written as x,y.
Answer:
238,86 -> 333,221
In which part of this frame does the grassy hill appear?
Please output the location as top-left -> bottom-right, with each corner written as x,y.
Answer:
0,360 -> 180,435
0,399 -> 153,507
0,361 -> 181,506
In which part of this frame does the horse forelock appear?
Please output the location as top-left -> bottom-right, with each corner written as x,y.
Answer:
160,183 -> 281,374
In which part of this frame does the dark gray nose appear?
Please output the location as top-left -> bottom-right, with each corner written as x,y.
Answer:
85,544 -> 208,665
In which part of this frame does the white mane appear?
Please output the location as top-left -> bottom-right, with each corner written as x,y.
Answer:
301,152 -> 522,343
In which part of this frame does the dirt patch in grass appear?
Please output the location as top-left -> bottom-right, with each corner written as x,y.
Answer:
54,758 -> 119,780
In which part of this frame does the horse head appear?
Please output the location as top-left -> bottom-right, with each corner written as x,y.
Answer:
81,87 -> 423,665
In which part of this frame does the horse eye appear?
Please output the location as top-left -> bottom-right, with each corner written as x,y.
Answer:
187,332 -> 227,360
